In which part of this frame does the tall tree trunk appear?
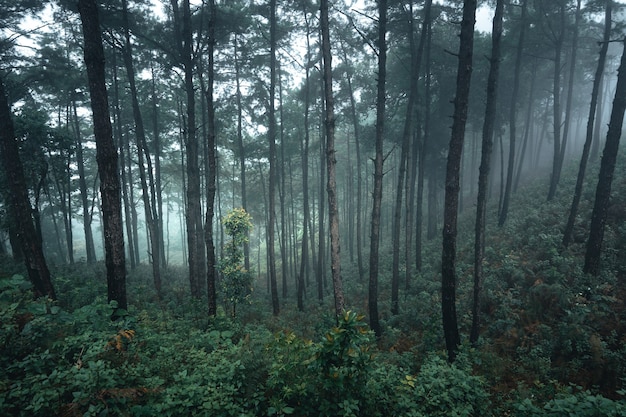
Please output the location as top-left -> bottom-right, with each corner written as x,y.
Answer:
391,0 -> 430,314
471,0 -> 504,346
72,98 -> 96,263
320,0 -> 344,317
514,63 -> 537,192
297,4 -> 313,312
556,0 -> 582,184
279,68 -> 288,299
234,34 -> 250,271
268,0 -> 280,315
498,0 -> 526,226
547,3 -> 565,201
342,45 -> 365,280
121,0 -> 161,296
204,0 -> 217,316
174,0 -> 205,297
317,71 -> 326,303
417,17 -> 433,268
0,78 -> 56,299
111,53 -> 136,269
78,0 -> 127,312
591,75 -> 606,161
564,1 -> 612,248
150,63 -> 166,268
584,38 -> 626,276
368,0 -> 387,336
441,0 -> 476,362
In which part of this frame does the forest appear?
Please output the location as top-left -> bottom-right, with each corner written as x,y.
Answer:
1,0 -> 626,415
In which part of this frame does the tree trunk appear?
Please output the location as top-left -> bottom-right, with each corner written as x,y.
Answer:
72,98 -> 96,263
0,78 -> 56,299
584,38 -> 626,276
342,46 -> 365,280
174,0 -> 205,297
234,34 -> 250,271
556,0 -> 582,185
391,0 -> 430,315
297,3 -> 313,312
121,0 -> 161,296
563,1 -> 611,248
320,0 -> 344,317
514,63 -> 537,192
204,0 -> 217,316
78,0 -> 127,313
441,0 -> 476,362
498,0 -> 526,226
368,0 -> 387,336
268,0 -> 280,315
547,3 -> 565,201
417,17 -> 433,267
111,55 -> 137,270
150,63 -> 166,268
471,0 -> 503,346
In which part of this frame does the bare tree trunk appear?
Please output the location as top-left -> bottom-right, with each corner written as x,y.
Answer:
441,0 -> 476,362
368,0 -> 387,336
0,78 -> 56,299
78,0 -> 126,312
72,99 -> 96,263
204,0 -> 217,316
471,0 -> 503,346
499,0 -> 526,226
547,3 -> 565,201
121,0 -> 161,296
174,0 -> 205,297
391,0 -> 430,314
111,53 -> 136,269
321,0 -> 344,317
150,63 -> 166,268
234,34 -> 250,271
584,38 -> 626,276
268,0 -> 280,315
563,1 -> 611,248
297,3 -> 313,312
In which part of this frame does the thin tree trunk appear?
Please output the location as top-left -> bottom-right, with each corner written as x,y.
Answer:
441,0 -> 476,362
591,75 -> 606,161
121,0 -> 161,296
368,0 -> 387,336
391,0 -> 430,314
556,0 -> 582,184
174,0 -> 205,297
268,0 -> 280,315
234,34 -> 250,271
204,0 -> 217,316
321,0 -> 344,317
0,78 -> 56,299
499,0 -> 526,226
584,38 -> 626,276
564,2 -> 612,248
547,3 -> 565,201
417,17 -> 433,264
297,3 -> 313,311
150,63 -> 166,268
111,54 -> 136,269
471,0 -> 503,346
72,99 -> 96,263
514,63 -> 537,192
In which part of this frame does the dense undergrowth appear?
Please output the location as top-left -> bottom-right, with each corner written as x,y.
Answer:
1,156 -> 626,416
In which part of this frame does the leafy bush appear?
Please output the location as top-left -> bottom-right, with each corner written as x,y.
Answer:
513,389 -> 626,417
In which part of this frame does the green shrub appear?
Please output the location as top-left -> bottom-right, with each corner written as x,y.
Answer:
513,390 -> 626,416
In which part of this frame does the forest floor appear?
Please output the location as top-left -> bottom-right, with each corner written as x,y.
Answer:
1,152 -> 626,416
